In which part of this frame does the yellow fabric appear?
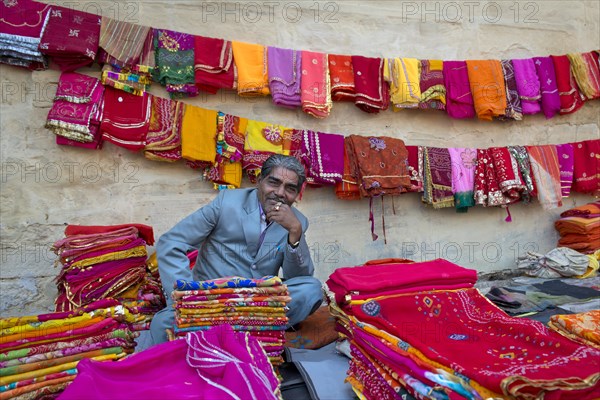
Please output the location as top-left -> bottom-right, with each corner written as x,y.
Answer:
0,316 -> 106,344
68,246 -> 147,269
244,120 -> 291,155
181,105 -> 217,162
384,57 -> 421,110
231,41 -> 269,97
0,353 -> 123,386
577,251 -> 600,278
220,161 -> 242,188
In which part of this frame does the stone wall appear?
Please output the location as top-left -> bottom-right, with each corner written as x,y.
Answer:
1,0 -> 599,316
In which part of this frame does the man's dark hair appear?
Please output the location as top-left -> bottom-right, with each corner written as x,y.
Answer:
259,154 -> 306,188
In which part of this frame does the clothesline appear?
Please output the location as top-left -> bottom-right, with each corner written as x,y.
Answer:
44,71 -> 600,228
1,1 -> 599,122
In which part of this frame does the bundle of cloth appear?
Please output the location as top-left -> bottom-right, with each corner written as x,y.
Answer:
0,299 -> 138,399
51,224 -> 165,331
0,0 -> 50,70
555,201 -> 600,254
325,258 -> 600,400
170,275 -> 291,367
548,309 -> 600,349
58,324 -> 281,400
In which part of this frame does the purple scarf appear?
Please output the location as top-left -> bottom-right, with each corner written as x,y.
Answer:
533,56 -> 561,119
443,61 -> 475,119
512,58 -> 541,115
267,46 -> 301,108
300,130 -> 344,185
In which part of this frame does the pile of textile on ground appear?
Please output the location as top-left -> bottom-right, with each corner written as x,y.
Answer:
516,246 -> 599,279
58,324 -> 281,400
51,224 -> 166,331
169,275 -> 290,367
555,201 -> 600,254
325,258 -> 600,400
0,299 -> 139,399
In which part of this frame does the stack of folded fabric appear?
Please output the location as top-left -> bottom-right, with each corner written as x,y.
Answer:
51,224 -> 165,332
0,0 -> 50,70
0,299 -> 139,399
548,309 -> 600,349
325,258 -> 600,400
555,201 -> 600,253
171,276 -> 291,366
45,71 -> 105,149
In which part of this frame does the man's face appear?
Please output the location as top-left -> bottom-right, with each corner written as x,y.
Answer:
257,166 -> 301,212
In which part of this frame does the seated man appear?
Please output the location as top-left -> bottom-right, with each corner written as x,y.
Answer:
150,154 -> 323,344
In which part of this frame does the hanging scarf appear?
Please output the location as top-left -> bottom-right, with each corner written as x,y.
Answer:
100,87 -> 150,151
406,145 -> 424,192
571,139 -> 600,195
351,55 -> 389,113
526,145 -> 563,210
231,41 -> 269,97
499,59 -> 523,120
38,6 -> 100,71
568,52 -> 600,100
474,148 -> 512,207
448,148 -> 476,212
180,105 -> 217,163
242,120 -> 297,182
418,60 -> 445,110
384,57 -> 421,110
0,0 -> 50,70
222,113 -> 247,162
144,95 -> 183,162
550,54 -> 585,114
491,146 -> 527,202
422,147 -> 454,209
98,17 -> 151,68
554,143 -> 575,199
443,60 -> 475,119
153,29 -> 197,98
206,112 -> 242,189
512,58 -> 541,115
533,56 -> 561,119
507,145 -> 534,202
267,46 -> 301,108
300,130 -> 344,185
301,51 -> 332,118
345,134 -> 410,198
335,143 -> 361,200
328,54 -> 355,101
465,59 -> 507,121
100,63 -> 152,96
193,35 -> 236,94
46,72 -> 104,143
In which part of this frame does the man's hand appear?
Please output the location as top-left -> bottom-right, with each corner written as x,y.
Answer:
266,201 -> 302,243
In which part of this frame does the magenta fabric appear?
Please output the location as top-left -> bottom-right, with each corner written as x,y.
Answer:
326,258 -> 477,304
300,130 -> 344,185
59,325 -> 280,400
443,61 -> 475,119
512,58 -> 541,115
533,56 -> 561,119
0,0 -> 51,70
267,46 -> 301,108
38,6 -> 101,71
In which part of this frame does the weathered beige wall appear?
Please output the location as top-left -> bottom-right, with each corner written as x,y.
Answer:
1,0 -> 599,316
